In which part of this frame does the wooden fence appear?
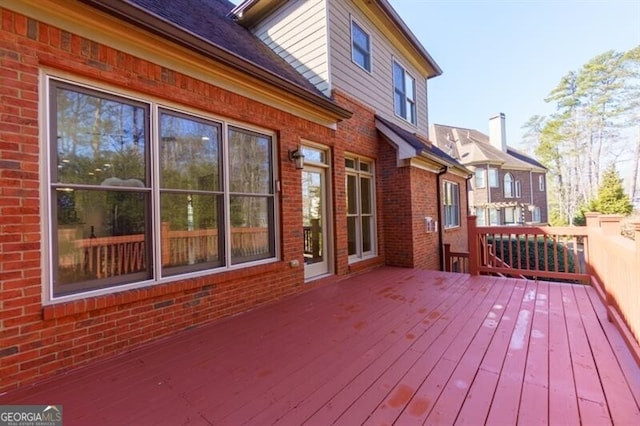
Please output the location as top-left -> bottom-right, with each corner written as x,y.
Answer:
449,214 -> 640,351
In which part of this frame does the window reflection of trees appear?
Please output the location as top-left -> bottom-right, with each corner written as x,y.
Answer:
51,81 -> 277,295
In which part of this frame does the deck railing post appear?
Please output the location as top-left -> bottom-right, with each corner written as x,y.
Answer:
443,243 -> 451,272
584,212 -> 600,277
467,215 -> 479,276
599,214 -> 624,235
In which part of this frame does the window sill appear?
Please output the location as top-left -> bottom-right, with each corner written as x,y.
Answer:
42,261 -> 283,320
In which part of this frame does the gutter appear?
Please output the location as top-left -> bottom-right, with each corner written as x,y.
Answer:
80,0 -> 353,121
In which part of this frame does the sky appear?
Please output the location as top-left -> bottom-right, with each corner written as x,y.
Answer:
388,0 -> 640,149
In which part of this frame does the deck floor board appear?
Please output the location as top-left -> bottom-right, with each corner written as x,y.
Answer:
1,267 -> 638,426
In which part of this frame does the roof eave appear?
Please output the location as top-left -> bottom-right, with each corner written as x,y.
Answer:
377,0 -> 443,78
418,149 -> 472,177
80,0 -> 352,121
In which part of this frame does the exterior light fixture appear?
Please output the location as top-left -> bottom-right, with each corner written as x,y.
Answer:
288,147 -> 305,170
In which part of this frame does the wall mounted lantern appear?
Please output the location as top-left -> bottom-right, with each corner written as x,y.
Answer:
288,147 -> 305,170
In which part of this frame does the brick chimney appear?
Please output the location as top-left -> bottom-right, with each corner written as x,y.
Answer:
489,113 -> 507,152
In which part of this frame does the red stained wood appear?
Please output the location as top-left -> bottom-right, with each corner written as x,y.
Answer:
1,268 -> 638,426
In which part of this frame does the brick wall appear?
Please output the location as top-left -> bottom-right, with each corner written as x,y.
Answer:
0,8 -> 348,393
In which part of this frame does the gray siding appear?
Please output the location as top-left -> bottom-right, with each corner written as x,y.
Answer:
252,0 -> 331,95
328,0 -> 429,137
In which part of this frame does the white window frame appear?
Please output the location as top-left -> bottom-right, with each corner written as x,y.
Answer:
43,74 -> 279,303
539,175 -> 545,191
350,18 -> 371,72
443,181 -> 460,229
392,60 -> 416,125
515,180 -> 522,198
346,156 -> 377,262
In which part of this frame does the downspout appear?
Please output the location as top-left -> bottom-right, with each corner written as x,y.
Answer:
437,166 -> 448,271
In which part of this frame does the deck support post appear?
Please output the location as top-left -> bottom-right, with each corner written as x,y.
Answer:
467,215 -> 479,275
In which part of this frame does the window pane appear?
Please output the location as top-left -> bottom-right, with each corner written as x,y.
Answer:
405,75 -> 415,101
489,169 -> 499,187
230,196 -> 273,263
347,174 -> 357,214
160,112 -> 220,191
393,62 -> 405,92
301,146 -> 325,164
476,208 -> 486,226
394,91 -> 404,117
407,99 -> 416,124
352,22 -> 369,52
55,87 -> 147,186
55,188 -> 149,296
160,193 -> 222,271
228,128 -> 271,194
475,169 -> 485,187
345,158 -> 356,169
353,49 -> 370,70
360,176 -> 371,214
359,161 -> 371,172
347,216 -> 357,256
489,208 -> 499,225
362,216 -> 372,252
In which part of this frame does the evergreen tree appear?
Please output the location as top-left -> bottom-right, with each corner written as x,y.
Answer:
593,165 -> 633,215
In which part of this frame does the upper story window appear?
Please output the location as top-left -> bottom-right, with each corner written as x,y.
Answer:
351,20 -> 371,72
393,60 -> 416,125
515,180 -> 522,198
443,181 -> 460,228
48,78 -> 277,299
488,168 -> 499,188
475,168 -> 486,188
539,175 -> 545,191
504,173 -> 514,198
346,156 -> 376,261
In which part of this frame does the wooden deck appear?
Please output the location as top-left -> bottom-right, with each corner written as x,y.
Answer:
2,267 -> 639,425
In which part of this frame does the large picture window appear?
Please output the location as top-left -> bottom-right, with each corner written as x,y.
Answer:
346,156 -> 376,261
393,61 -> 416,125
48,79 -> 277,298
443,181 -> 460,228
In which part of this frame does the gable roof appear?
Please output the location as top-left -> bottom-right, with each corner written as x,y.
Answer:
231,0 -> 442,78
375,116 -> 471,175
431,124 -> 546,172
80,0 -> 352,120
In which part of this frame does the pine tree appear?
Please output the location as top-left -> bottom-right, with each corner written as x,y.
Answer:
594,165 -> 633,215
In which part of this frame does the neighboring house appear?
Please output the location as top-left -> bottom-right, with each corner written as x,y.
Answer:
431,114 -> 549,226
0,0 -> 468,392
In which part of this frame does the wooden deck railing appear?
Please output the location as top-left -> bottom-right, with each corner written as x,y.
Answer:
453,214 -> 640,349
60,225 -> 269,277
